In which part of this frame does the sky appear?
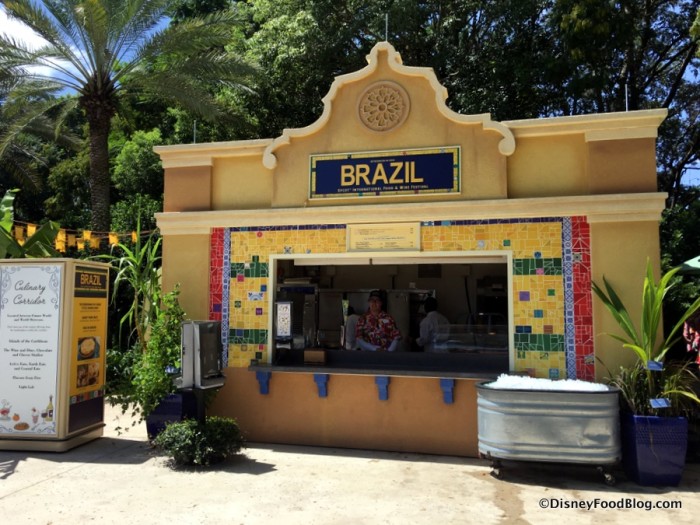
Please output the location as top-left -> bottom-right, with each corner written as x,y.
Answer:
1,6 -> 59,81
0,7 -> 46,50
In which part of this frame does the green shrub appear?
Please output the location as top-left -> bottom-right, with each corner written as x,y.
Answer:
105,344 -> 140,398
154,416 -> 245,466
131,289 -> 185,418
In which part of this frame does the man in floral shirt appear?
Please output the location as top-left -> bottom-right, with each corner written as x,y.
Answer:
355,290 -> 401,351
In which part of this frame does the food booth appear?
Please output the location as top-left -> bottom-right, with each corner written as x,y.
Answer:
154,42 -> 666,456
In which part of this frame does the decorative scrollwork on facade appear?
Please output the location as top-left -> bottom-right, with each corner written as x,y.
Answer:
358,82 -> 410,132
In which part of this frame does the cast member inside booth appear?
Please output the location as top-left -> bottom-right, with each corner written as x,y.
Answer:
355,290 -> 401,351
416,296 -> 450,352
343,306 -> 360,350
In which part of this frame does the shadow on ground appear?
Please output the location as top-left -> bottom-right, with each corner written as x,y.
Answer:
0,435 -> 151,480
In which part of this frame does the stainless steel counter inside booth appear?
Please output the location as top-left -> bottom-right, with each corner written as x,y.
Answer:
275,286 -> 434,352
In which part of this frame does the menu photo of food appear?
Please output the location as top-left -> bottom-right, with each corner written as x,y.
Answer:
77,336 -> 100,360
76,362 -> 100,388
0,399 -> 46,433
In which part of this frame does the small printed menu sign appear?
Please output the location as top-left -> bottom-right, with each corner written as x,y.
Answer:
0,264 -> 62,436
347,223 -> 420,252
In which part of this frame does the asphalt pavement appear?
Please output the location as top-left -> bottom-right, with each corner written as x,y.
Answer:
1,402 -> 699,525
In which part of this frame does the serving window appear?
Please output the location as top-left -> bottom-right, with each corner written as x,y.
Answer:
267,252 -> 513,374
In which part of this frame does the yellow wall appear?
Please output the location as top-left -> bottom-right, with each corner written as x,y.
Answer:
212,156 -> 273,210
590,221 -> 662,379
163,166 -> 212,212
588,138 -> 658,194
506,135 -> 588,197
162,234 -> 210,319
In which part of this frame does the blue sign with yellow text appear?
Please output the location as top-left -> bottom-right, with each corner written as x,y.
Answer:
310,147 -> 460,199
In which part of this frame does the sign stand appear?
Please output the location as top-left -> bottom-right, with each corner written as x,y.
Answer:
0,259 -> 110,452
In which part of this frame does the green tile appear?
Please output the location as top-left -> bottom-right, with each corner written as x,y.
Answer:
513,258 -> 563,275
514,333 -> 565,352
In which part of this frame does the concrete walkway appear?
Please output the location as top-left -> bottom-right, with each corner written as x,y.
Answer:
1,403 -> 698,525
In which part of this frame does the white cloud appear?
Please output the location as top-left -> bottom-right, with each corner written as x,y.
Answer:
1,6 -> 80,87
0,7 -> 48,51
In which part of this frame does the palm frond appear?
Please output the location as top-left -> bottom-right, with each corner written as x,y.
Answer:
2,1 -> 92,83
0,82 -> 79,158
108,0 -> 171,66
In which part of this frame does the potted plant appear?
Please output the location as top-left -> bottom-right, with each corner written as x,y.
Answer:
108,284 -> 196,437
133,286 -> 197,438
592,260 -> 700,486
101,225 -> 194,437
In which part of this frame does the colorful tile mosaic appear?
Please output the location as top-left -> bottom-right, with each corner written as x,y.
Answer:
209,228 -> 227,366
209,228 -> 225,321
571,217 -> 593,380
207,217 -> 592,378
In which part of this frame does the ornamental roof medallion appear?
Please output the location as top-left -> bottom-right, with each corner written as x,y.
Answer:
358,81 -> 410,132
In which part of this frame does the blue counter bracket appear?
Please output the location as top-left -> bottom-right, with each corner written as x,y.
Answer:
375,376 -> 390,401
440,378 -> 455,404
255,371 -> 271,395
314,374 -> 329,398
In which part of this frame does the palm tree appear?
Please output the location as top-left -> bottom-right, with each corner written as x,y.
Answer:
0,0 -> 255,231
0,70 -> 82,196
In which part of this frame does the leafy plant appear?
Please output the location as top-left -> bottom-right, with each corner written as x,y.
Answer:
0,189 -> 61,258
592,260 -> 700,417
97,216 -> 189,426
154,416 -> 245,466
110,286 -> 185,422
607,361 -> 700,418
132,287 -> 185,417
105,341 -> 141,399
97,221 -> 162,349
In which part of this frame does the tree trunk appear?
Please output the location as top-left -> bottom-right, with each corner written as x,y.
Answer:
86,106 -> 112,232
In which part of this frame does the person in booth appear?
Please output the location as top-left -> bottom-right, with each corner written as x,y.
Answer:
343,306 -> 360,350
416,296 -> 450,352
355,290 -> 401,352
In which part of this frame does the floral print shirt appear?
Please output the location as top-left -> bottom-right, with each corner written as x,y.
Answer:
684,313 -> 700,364
355,311 -> 400,350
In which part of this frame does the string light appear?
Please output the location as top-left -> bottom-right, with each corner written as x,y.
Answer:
8,220 -> 157,252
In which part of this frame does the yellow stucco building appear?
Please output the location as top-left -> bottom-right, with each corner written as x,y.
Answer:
155,42 -> 666,456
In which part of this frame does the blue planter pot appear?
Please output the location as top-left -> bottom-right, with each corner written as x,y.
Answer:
621,412 -> 688,486
146,392 -> 197,439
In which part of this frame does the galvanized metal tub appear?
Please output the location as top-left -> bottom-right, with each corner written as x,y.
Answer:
476,381 -> 621,465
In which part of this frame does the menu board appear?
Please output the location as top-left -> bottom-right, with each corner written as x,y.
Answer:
0,264 -> 62,436
69,265 -> 108,400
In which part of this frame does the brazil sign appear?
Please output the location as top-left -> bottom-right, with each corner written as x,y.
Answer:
310,146 -> 460,199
